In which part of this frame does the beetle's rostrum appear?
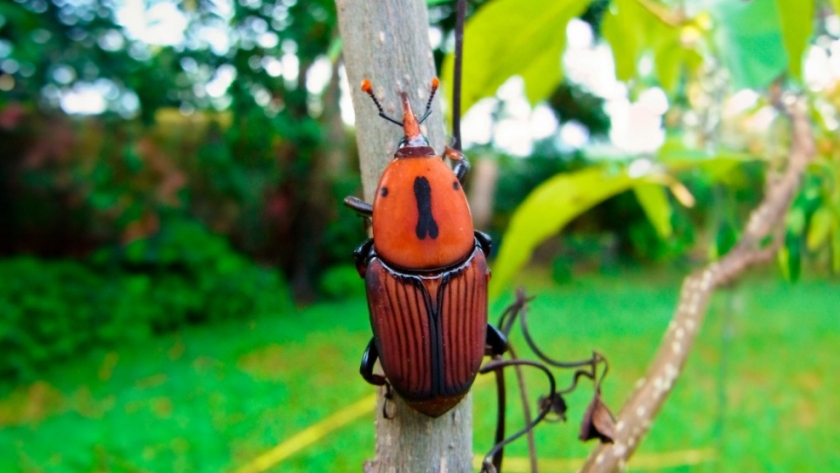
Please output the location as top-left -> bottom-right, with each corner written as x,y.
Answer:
345,78 -> 508,417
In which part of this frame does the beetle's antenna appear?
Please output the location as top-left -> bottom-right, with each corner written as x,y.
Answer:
418,77 -> 440,124
361,79 -> 403,127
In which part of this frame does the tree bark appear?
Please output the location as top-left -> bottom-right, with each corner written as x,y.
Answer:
335,1 -> 474,472
468,157 -> 499,230
581,98 -> 815,472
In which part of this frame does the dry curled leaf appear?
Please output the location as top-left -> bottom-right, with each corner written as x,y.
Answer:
579,389 -> 616,443
481,461 -> 498,473
540,393 -> 568,421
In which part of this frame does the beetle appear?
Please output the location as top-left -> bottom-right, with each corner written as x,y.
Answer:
345,78 -> 507,417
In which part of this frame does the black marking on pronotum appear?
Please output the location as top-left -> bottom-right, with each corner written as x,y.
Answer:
380,187 -> 389,197
453,181 -> 460,191
414,176 -> 439,240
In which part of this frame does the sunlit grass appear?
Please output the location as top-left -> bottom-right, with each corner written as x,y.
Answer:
0,266 -> 837,472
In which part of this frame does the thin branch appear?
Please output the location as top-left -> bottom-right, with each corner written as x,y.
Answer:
581,97 -> 815,472
452,0 -> 466,150
507,344 -> 539,473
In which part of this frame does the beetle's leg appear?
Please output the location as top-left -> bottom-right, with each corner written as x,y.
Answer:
344,196 -> 373,217
381,381 -> 396,419
475,230 -> 492,257
353,239 -> 375,278
485,324 -> 509,357
361,338 -> 397,419
444,145 -> 470,183
360,338 -> 387,386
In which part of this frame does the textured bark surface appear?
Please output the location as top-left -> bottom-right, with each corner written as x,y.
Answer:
581,99 -> 815,472
335,1 -> 474,472
335,0 -> 446,203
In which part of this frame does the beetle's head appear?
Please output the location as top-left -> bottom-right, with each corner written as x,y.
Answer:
361,78 -> 439,155
396,91 -> 429,148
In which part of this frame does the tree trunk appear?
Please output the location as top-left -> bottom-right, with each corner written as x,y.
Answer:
334,1 -> 474,472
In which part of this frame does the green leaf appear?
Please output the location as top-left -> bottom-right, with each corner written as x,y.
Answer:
517,38 -> 565,106
654,31 -> 684,93
602,0 -> 685,92
786,206 -> 807,236
778,231 -> 801,282
441,0 -> 591,115
714,220 -> 738,259
806,206 -> 834,251
633,184 -> 673,239
832,226 -> 840,273
490,166 -> 642,298
709,0 -> 789,89
602,0 -> 646,82
657,138 -> 757,179
834,0 -> 840,15
774,0 -> 814,80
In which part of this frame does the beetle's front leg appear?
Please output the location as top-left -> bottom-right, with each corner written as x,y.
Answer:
443,146 -> 470,183
344,196 -> 373,217
485,324 -> 508,357
475,230 -> 492,257
353,238 -> 375,278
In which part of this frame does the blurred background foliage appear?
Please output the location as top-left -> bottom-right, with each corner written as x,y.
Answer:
1,0 -> 838,382
0,0 -> 839,470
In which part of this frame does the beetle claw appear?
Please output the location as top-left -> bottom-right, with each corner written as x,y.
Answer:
382,382 -> 396,419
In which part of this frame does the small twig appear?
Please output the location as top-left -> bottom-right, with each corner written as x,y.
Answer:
480,360 -> 557,473
507,344 -> 539,473
581,97 -> 815,472
452,0 -> 466,150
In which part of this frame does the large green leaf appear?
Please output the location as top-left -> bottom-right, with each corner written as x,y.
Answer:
602,0 -> 686,93
490,166 -> 647,298
634,184 -> 673,239
774,0 -> 814,80
657,137 -> 756,178
654,29 -> 686,93
440,0 -> 591,115
490,143 -> 761,296
602,0 -> 647,82
708,0 -> 789,89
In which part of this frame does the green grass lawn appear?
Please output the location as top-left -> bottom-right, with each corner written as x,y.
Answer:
0,266 -> 837,472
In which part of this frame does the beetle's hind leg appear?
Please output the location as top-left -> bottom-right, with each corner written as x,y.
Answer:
360,338 -> 396,419
360,338 -> 386,386
485,324 -> 508,357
